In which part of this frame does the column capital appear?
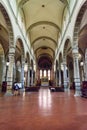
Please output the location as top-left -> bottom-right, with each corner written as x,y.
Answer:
9,46 -> 15,54
63,58 -> 66,65
73,53 -> 79,59
72,46 -> 79,53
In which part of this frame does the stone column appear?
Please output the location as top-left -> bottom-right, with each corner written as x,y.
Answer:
59,65 -> 62,87
73,48 -> 81,96
84,48 -> 87,81
63,59 -> 68,91
31,69 -> 34,86
1,55 -> 6,82
21,56 -> 25,90
33,70 -> 35,86
0,55 -> 5,92
27,65 -> 30,87
5,47 -> 15,96
55,69 -> 58,87
13,62 -> 16,83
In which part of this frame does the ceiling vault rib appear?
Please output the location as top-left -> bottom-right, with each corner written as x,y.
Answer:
18,0 -> 30,8
18,0 -> 69,8
31,36 -> 57,46
27,21 -> 61,33
35,47 -> 54,53
17,0 -> 70,64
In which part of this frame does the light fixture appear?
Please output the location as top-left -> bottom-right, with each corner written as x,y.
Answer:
61,64 -> 64,71
6,61 -> 9,66
78,53 -> 82,60
24,63 -> 28,72
42,4 -> 45,7
6,58 -> 9,66
80,61 -> 83,66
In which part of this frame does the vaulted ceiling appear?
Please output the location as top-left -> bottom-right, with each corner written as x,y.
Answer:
17,0 -> 69,69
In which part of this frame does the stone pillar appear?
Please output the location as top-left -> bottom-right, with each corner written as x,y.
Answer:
0,55 -> 5,92
59,65 -> 62,87
21,56 -> 25,90
31,69 -> 33,86
1,55 -> 6,82
50,68 -> 53,81
73,48 -> 81,96
27,65 -> 30,87
13,62 -> 16,83
84,48 -> 87,81
57,69 -> 59,86
38,69 -> 40,82
5,47 -> 15,96
33,70 -> 36,86
55,70 -> 58,86
63,59 -> 68,91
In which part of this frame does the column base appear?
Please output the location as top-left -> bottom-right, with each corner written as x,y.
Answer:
74,90 -> 81,96
4,90 -> 13,96
64,88 -> 68,92
20,88 -> 25,92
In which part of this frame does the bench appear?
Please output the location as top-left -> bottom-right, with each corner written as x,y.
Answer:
25,87 -> 40,92
81,81 -> 87,98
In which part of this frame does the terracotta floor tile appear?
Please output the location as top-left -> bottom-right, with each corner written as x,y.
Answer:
0,87 -> 87,130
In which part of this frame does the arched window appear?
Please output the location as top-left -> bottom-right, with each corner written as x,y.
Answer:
40,70 -> 42,79
44,70 -> 46,77
48,70 -> 50,80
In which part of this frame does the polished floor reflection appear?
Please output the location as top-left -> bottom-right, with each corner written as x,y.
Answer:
0,87 -> 87,130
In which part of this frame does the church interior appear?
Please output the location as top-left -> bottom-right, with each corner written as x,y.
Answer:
0,0 -> 87,130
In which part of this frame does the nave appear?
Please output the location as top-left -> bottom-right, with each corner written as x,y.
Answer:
0,87 -> 87,130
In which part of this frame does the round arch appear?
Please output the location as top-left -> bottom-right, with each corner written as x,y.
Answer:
31,36 -> 57,46
63,38 -> 72,58
0,3 -> 14,46
27,21 -> 60,33
25,52 -> 30,65
73,0 -> 87,47
15,37 -> 25,61
59,52 -> 63,64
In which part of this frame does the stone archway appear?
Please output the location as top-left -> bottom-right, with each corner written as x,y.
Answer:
58,53 -> 63,87
15,38 -> 25,88
63,39 -> 74,90
0,3 -> 14,94
73,1 -> 87,47
0,3 -> 14,46
73,1 -> 87,96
